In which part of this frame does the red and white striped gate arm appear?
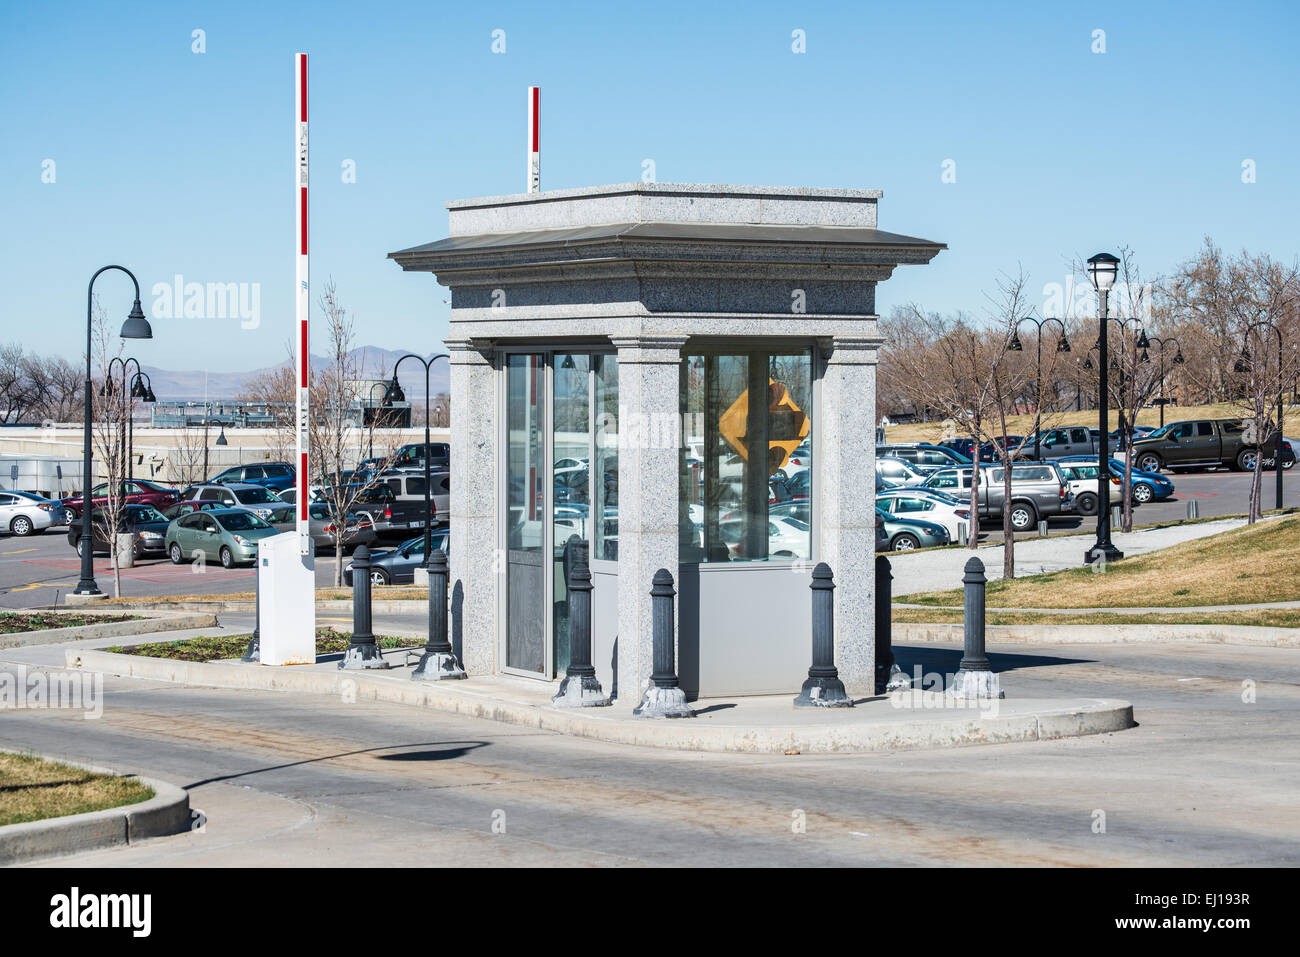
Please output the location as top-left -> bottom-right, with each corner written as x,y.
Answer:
527,85 -> 540,193
294,52 -> 310,554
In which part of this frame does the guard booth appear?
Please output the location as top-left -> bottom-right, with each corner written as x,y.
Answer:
390,183 -> 943,699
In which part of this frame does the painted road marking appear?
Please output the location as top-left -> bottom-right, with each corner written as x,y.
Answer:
1,548 -> 39,555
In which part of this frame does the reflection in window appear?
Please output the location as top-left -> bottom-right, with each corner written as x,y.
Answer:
679,349 -> 813,563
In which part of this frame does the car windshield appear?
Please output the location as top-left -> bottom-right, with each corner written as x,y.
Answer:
235,487 -> 279,504
218,511 -> 271,531
1144,424 -> 1173,439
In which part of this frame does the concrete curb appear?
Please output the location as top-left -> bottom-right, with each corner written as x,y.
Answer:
0,612 -> 219,650
0,751 -> 191,866
893,622 -> 1300,648
66,648 -> 1134,755
88,599 -> 423,614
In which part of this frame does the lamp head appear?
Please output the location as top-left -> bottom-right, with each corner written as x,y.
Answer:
1173,352 -> 1185,365
1057,337 -> 1072,353
1008,334 -> 1023,352
120,300 -> 153,339
382,374 -> 405,406
1136,329 -> 1151,350
1086,252 -> 1121,292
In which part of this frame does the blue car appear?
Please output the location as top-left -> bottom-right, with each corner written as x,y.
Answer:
1058,455 -> 1173,504
208,462 -> 296,492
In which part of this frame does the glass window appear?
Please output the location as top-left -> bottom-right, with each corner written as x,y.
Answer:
1070,428 -> 1090,443
1197,422 -> 1215,436
505,354 -> 545,674
1172,423 -> 1194,439
894,497 -> 932,513
680,349 -> 812,563
552,353 -> 591,676
594,355 -> 618,562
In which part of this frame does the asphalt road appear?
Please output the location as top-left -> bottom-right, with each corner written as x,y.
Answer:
0,532 -> 390,609
1,633 -> 1297,866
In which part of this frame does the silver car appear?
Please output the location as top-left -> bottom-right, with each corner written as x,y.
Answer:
0,490 -> 64,536
184,482 -> 287,521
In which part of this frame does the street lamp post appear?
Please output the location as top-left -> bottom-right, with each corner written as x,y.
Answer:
1084,253 -> 1123,565
1142,336 -> 1184,428
384,353 -> 449,564
74,266 -> 153,598
1009,317 -> 1071,460
1234,321 -> 1286,512
104,359 -> 156,491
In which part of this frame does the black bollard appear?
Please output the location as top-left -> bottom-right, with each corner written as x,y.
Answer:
949,557 -> 1002,698
794,562 -> 853,708
242,547 -> 261,663
412,548 -> 465,680
874,554 -> 909,693
340,545 -> 389,670
633,569 -> 693,718
551,542 -> 609,707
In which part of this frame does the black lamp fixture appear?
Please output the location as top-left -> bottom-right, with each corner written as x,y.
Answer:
1008,333 -> 1024,352
215,425 -> 228,446
1173,351 -> 1185,365
382,373 -> 406,406
1082,356 -> 1094,370
1057,336 -> 1072,353
120,298 -> 153,340
1233,347 -> 1252,374
1135,329 -> 1151,350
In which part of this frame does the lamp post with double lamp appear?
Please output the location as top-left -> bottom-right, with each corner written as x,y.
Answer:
103,360 -> 157,490
1142,336 -> 1184,428
1233,321 -> 1286,512
73,266 -> 153,599
383,353 -> 448,564
1009,317 -> 1071,461
1084,253 -> 1124,564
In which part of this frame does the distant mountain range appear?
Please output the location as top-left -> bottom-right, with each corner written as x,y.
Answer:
141,346 -> 451,401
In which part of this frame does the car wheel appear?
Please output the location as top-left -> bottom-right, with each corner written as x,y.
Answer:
1285,455 -> 1295,472
76,538 -> 85,557
1136,453 -> 1162,473
9,516 -> 32,536
1076,492 -> 1098,516
890,533 -> 919,551
169,543 -> 184,564
220,546 -> 235,569
1009,503 -> 1037,532
370,568 -> 389,586
1132,482 -> 1153,504
1237,448 -> 1258,472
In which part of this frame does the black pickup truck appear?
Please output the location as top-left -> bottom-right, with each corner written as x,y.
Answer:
321,483 -> 431,538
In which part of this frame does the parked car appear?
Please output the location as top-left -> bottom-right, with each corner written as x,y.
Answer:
0,490 -> 65,536
1017,426 -> 1099,460
875,507 -> 890,552
344,528 -> 450,586
1057,455 -> 1175,505
303,501 -> 377,553
1053,461 -> 1121,515
877,487 -> 972,541
877,443 -> 972,468
68,504 -> 170,559
388,442 -> 451,472
165,508 -> 281,568
876,506 -> 950,551
208,462 -> 296,492
276,486 -> 326,508
320,483 -> 429,537
922,463 -> 1069,532
160,500 -> 229,521
875,456 -> 929,487
182,482 -> 287,521
1129,418 -> 1295,473
61,480 -> 181,520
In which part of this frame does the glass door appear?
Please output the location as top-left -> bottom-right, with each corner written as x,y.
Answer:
505,354 -> 546,674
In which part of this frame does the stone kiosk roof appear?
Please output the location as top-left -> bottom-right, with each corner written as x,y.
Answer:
388,183 -> 945,340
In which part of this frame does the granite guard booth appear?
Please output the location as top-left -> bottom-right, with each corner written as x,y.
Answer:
389,183 -> 943,700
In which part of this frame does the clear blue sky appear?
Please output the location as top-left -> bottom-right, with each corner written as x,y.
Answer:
2,0 -> 1297,371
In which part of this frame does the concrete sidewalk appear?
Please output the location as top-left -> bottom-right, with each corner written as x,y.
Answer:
889,517 -> 1248,596
63,643 -> 1133,755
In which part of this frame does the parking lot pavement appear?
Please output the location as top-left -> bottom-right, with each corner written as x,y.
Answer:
974,467 -> 1299,544
0,531 -> 368,608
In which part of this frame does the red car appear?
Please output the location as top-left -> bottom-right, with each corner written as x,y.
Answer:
62,480 -> 182,520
